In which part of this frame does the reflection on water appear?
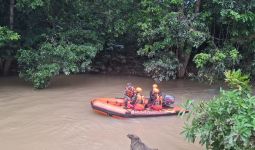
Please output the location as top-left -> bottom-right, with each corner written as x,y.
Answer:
0,74 -> 219,150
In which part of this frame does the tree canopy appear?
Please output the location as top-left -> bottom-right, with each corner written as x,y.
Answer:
0,0 -> 255,88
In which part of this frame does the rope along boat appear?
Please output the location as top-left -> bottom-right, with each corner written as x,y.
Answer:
91,98 -> 188,118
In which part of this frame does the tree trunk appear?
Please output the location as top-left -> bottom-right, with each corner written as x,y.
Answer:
10,0 -> 14,29
3,0 -> 15,76
0,58 -> 3,75
3,58 -> 13,76
177,51 -> 191,78
177,0 -> 201,78
195,0 -> 201,13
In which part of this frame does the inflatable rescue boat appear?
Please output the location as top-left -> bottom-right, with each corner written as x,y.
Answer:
91,98 -> 187,118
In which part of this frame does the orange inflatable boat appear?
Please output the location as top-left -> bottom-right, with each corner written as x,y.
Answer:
91,98 -> 188,118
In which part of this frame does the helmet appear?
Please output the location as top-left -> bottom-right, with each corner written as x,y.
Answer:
154,88 -> 160,94
152,84 -> 158,88
127,83 -> 132,87
136,87 -> 142,93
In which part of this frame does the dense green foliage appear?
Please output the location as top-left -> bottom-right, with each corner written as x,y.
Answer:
183,90 -> 255,149
224,70 -> 251,92
192,0 -> 255,82
194,48 -> 241,83
0,26 -> 20,46
18,43 -> 100,88
144,53 -> 179,81
181,70 -> 255,149
0,26 -> 20,75
0,0 -> 255,88
136,0 -> 208,80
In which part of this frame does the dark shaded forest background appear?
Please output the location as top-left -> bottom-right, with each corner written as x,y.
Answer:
0,0 -> 255,88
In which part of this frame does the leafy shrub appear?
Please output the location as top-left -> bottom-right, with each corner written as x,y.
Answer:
193,47 -> 241,83
0,26 -> 20,46
181,70 -> 255,149
144,53 -> 179,82
182,90 -> 255,150
193,53 -> 211,68
20,64 -> 60,89
0,26 -> 20,75
224,69 -> 251,92
17,42 -> 101,88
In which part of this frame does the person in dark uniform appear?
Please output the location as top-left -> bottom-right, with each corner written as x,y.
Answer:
124,83 -> 136,109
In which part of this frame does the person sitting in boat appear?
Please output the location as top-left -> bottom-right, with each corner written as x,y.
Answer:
124,83 -> 136,109
149,84 -> 162,105
133,87 -> 145,111
150,88 -> 163,111
146,87 -> 156,108
149,84 -> 158,104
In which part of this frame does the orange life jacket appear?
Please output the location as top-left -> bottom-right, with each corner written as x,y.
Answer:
151,105 -> 162,111
136,93 -> 144,104
154,94 -> 163,105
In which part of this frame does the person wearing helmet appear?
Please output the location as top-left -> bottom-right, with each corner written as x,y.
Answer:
124,83 -> 136,109
133,87 -> 145,111
149,84 -> 162,105
150,88 -> 163,111
152,84 -> 158,88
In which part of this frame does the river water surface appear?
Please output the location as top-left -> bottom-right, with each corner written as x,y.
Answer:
0,74 -> 219,150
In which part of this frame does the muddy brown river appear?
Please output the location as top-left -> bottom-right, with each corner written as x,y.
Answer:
0,74 -> 219,150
